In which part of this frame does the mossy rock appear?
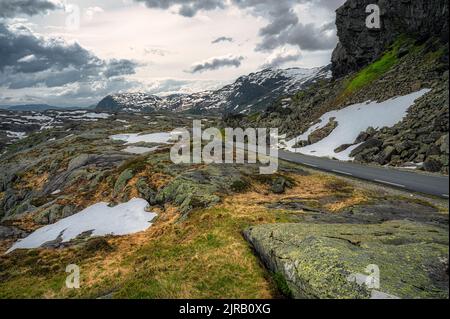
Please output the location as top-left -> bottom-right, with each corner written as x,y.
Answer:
230,179 -> 250,193
114,169 -> 134,195
155,164 -> 252,215
244,221 -> 449,299
156,176 -> 221,215
136,178 -> 157,205
33,204 -> 77,224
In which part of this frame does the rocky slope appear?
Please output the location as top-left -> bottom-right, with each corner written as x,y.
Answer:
228,1 -> 449,174
0,0 -> 448,301
96,66 -> 331,115
0,112 -> 447,298
0,109 -> 112,153
332,0 -> 448,78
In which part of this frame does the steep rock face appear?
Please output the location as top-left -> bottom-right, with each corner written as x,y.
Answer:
332,0 -> 449,78
232,36 -> 449,173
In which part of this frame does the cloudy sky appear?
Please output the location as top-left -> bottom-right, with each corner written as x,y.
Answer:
0,0 -> 345,107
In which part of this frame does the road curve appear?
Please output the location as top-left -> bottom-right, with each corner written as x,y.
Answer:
278,150 -> 449,199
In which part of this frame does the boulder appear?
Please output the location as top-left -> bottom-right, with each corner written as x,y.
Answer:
334,144 -> 354,153
32,203 -> 77,225
423,156 -> 443,172
350,139 -> 382,157
378,146 -> 397,165
136,178 -> 157,205
0,225 -> 26,239
271,177 -> 287,194
437,134 -> 449,154
308,118 -> 338,145
67,154 -> 98,172
244,221 -> 449,299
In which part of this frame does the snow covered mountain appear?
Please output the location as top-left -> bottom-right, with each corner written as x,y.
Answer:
95,65 -> 332,114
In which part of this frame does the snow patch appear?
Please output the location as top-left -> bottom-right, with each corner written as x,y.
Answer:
285,89 -> 431,161
110,132 -> 174,145
6,131 -> 27,139
122,146 -> 159,154
7,198 -> 156,254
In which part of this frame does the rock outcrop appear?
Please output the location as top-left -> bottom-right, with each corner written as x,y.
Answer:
245,221 -> 449,299
332,0 -> 449,78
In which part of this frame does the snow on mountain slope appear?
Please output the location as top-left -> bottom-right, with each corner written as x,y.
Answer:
284,89 -> 431,161
96,66 -> 331,114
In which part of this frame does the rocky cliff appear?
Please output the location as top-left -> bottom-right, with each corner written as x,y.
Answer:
332,0 -> 449,78
230,0 -> 449,174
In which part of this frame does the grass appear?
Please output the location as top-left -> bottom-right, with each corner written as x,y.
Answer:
344,50 -> 397,95
272,272 -> 292,298
341,36 -> 414,97
0,168 -> 408,299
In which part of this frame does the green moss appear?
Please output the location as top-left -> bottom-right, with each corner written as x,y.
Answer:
113,168 -> 134,194
343,37 -> 413,95
246,221 -> 449,299
345,53 -> 397,94
230,179 -> 250,193
118,155 -> 148,173
247,112 -> 260,122
272,272 -> 292,298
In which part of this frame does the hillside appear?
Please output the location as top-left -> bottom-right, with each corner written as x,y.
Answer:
0,0 -> 448,300
95,66 -> 331,114
228,1 -> 449,174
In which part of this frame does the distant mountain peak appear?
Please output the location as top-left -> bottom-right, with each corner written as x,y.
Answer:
96,65 -> 332,114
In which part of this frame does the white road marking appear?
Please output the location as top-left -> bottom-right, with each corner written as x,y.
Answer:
332,169 -> 353,176
374,179 -> 405,188
303,163 -> 318,168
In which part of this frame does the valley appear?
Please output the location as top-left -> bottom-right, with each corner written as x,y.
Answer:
0,111 -> 448,298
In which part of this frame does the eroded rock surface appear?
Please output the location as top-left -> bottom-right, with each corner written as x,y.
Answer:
245,221 -> 449,299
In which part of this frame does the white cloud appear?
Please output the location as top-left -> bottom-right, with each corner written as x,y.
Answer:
0,0 -> 343,106
261,47 -> 302,69
85,6 -> 104,20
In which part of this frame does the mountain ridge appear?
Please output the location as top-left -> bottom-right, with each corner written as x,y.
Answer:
95,65 -> 332,114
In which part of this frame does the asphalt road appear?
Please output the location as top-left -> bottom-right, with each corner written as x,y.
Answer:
278,150 -> 449,199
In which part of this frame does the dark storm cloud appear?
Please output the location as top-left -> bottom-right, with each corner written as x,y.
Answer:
104,59 -> 139,78
0,22 -> 139,90
135,0 -> 345,52
134,0 -> 225,17
256,21 -> 337,52
0,0 -> 59,18
187,55 -> 244,73
231,0 -> 344,52
212,36 -> 233,44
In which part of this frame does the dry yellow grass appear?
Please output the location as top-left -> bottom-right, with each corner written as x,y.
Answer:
0,167 -> 375,298
16,171 -> 49,191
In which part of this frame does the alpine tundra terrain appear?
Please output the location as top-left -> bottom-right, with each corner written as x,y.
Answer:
0,0 -> 449,299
